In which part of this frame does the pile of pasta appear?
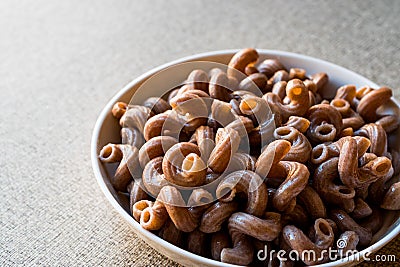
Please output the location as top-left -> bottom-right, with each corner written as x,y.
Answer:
99,48 -> 400,266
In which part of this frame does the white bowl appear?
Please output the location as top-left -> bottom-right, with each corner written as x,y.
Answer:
91,49 -> 400,267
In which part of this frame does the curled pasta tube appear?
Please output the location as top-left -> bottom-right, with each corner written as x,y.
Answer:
195,126 -> 215,162
376,115 -> 399,133
139,200 -> 168,231
226,152 -> 256,173
307,103 -> 343,143
337,231 -> 359,257
210,99 -> 236,127
297,185 -> 327,220
225,116 -> 254,138
121,127 -> 145,148
269,160 -> 310,212
274,126 -> 312,163
142,157 -> 168,197
381,182 -> 400,210
339,137 -> 392,188
334,84 -> 356,104
220,230 -> 254,265
138,136 -> 178,169
311,136 -> 371,165
143,110 -> 184,141
113,145 -> 140,192
211,231 -> 231,261
111,101 -> 128,119
157,185 -> 199,232
255,139 -> 291,178
187,188 -> 214,207
228,212 -> 281,241
239,96 -> 272,127
143,96 -> 171,115
356,86 -> 393,122
330,209 -> 372,246
354,123 -> 387,156
162,142 -> 206,187
186,69 -> 209,92
313,157 -> 356,213
119,105 -> 151,134
216,170 -> 268,217
283,115 -> 310,133
208,128 -> 241,174
264,79 -> 310,121
227,48 -> 259,81
99,143 -> 123,163
283,218 -> 334,265
127,180 -> 149,214
199,201 -> 238,233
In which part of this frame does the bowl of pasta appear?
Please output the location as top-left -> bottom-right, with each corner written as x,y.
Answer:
91,49 -> 400,266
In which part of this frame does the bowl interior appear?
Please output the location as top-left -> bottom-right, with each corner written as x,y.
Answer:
92,49 -> 400,267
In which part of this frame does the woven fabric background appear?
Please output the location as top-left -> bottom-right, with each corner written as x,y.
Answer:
1,0 -> 399,266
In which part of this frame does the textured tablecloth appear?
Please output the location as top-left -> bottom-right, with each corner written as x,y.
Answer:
1,0 -> 399,266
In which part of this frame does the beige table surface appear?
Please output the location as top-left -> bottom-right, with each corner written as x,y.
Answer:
1,0 -> 399,266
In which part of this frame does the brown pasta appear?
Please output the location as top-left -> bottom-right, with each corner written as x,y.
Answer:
186,69 -> 209,92
199,201 -> 238,233
258,58 -> 286,78
138,136 -> 178,168
337,231 -> 359,256
139,200 -> 168,231
142,157 -> 168,196
158,219 -> 184,247
356,86 -> 392,122
238,73 -> 268,94
274,126 -> 312,163
99,143 -> 123,163
220,230 -> 254,265
269,160 -> 310,212
119,105 -> 151,134
101,49 -> 400,266
338,137 -> 391,188
143,110 -> 183,141
127,180 -> 149,214
330,209 -> 372,246
187,229 -> 209,257
210,231 -> 231,261
227,48 -> 259,80
381,182 -> 400,210
264,79 -> 310,121
313,157 -> 356,213
157,185 -> 199,232
216,170 -> 267,216
112,145 -> 140,192
283,115 -> 310,133
350,198 -> 372,219
354,123 -> 387,156
162,142 -> 206,187
228,211 -> 281,241
283,218 -> 334,265
111,101 -> 128,119
121,127 -> 145,148
143,97 -> 171,115
297,185 -> 327,220
307,103 -> 343,143
376,115 -> 399,133
208,128 -> 240,174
